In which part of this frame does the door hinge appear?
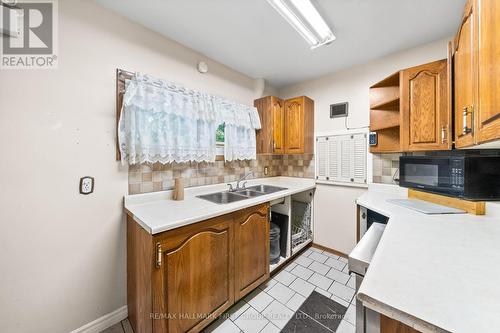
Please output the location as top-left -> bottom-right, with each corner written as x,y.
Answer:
155,242 -> 162,268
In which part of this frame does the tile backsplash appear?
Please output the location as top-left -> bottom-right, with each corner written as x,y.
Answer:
372,153 -> 401,185
128,154 -> 315,194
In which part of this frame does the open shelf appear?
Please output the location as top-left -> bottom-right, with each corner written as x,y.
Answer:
369,71 -> 402,153
369,86 -> 399,108
371,71 -> 400,88
370,109 -> 400,131
370,127 -> 401,153
370,97 -> 400,111
269,190 -> 314,272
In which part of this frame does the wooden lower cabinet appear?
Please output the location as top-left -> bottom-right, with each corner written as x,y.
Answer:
127,203 -> 270,333
380,315 -> 421,333
234,204 -> 270,299
152,215 -> 235,333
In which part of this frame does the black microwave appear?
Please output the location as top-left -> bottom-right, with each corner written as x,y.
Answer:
399,155 -> 500,201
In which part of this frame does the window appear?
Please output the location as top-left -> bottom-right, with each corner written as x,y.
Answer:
216,123 -> 225,144
215,123 -> 225,157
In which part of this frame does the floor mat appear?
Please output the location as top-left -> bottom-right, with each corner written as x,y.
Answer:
282,291 -> 347,333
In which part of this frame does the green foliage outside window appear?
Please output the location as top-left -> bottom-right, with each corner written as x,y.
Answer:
216,123 -> 225,143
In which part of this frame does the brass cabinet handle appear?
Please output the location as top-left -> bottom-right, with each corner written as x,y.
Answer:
155,242 -> 162,268
441,126 -> 447,144
462,106 -> 474,135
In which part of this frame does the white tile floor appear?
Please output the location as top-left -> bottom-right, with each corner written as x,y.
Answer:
204,247 -> 357,333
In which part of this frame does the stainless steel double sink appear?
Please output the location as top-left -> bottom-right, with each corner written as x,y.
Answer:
196,185 -> 288,204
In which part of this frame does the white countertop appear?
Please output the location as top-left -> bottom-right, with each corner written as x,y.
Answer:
124,176 -> 316,234
356,184 -> 500,333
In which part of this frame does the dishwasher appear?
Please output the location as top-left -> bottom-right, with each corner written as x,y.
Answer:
348,222 -> 386,333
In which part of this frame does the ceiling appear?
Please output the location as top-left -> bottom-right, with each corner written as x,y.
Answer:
95,0 -> 466,88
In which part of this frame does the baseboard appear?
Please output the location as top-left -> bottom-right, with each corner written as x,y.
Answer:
312,243 -> 348,258
70,306 -> 128,333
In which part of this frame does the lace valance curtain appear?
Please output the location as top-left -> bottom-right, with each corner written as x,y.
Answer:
118,73 -> 261,165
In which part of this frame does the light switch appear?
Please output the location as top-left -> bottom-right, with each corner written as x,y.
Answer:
80,176 -> 94,195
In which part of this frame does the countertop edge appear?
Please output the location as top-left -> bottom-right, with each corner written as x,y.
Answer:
357,293 -> 449,333
125,181 -> 316,235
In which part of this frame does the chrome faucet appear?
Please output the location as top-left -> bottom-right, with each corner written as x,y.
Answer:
228,171 -> 253,192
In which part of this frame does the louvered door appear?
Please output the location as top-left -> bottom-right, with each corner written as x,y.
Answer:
352,134 -> 367,183
316,138 -> 329,180
315,133 -> 367,185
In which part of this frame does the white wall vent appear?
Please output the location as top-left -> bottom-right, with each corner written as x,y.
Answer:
316,132 -> 367,187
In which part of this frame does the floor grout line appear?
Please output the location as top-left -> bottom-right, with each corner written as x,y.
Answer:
205,246 -> 357,333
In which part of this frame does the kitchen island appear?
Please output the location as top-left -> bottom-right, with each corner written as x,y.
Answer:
356,184 -> 500,332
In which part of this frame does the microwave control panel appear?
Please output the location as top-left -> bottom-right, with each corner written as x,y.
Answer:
450,159 -> 464,188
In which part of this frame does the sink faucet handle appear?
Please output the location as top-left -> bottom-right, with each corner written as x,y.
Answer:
227,183 -> 234,192
241,181 -> 247,189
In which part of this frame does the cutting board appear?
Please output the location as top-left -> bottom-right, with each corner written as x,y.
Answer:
386,199 -> 466,214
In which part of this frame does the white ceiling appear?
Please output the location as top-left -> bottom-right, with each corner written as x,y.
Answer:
95,0 -> 466,88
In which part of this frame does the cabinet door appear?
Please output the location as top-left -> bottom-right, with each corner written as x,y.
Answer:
152,215 -> 234,333
234,204 -> 270,299
272,97 -> 285,154
255,96 -> 273,154
476,0 -> 500,144
284,97 -> 305,154
454,0 -> 477,148
401,59 -> 450,151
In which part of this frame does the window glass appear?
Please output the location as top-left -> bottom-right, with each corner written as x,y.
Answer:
216,123 -> 225,144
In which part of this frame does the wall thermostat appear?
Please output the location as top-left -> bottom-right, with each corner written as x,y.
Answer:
197,61 -> 208,73
369,132 -> 378,146
80,176 -> 94,195
330,102 -> 348,118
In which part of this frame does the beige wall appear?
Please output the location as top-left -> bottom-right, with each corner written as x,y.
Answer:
279,38 -> 449,254
0,1 -> 268,332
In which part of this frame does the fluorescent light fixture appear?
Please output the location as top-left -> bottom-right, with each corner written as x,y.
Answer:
267,0 -> 335,49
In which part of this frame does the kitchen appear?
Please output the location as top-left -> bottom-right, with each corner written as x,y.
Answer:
1,0 -> 499,333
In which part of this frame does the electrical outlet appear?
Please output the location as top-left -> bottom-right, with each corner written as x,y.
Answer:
80,176 -> 94,195
264,166 -> 269,176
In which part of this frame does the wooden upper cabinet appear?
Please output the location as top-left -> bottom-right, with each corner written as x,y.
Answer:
255,96 -> 284,154
454,0 -> 476,148
272,98 -> 285,153
476,0 -> 500,144
453,0 -> 500,147
233,203 -> 270,299
255,95 -> 314,155
284,96 -> 315,154
152,215 -> 235,333
284,97 -> 305,153
401,59 -> 451,151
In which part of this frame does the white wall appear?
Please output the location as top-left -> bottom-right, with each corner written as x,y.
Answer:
279,38 -> 450,254
0,1 -> 264,332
